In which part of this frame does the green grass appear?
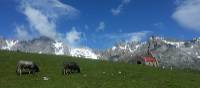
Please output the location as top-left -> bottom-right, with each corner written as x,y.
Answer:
0,50 -> 200,88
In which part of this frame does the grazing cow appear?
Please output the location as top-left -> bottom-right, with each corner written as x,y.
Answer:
16,60 -> 39,76
63,62 -> 80,75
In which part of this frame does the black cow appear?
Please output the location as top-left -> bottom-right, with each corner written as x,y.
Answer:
63,62 -> 80,75
16,60 -> 39,76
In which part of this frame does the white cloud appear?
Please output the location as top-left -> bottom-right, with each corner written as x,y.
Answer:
129,31 -> 149,42
172,0 -> 200,31
24,6 -> 57,39
18,0 -> 79,39
105,31 -> 151,42
20,0 -> 79,19
111,0 -> 131,15
96,21 -> 105,31
15,25 -> 29,40
66,27 -> 82,47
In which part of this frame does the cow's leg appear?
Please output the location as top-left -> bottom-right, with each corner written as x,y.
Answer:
19,69 -> 22,76
32,71 -> 34,75
63,69 -> 66,75
69,69 -> 72,74
32,70 -> 35,75
66,69 -> 69,75
66,69 -> 70,75
16,69 -> 20,75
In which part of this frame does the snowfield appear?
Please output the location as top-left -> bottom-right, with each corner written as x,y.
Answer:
1,40 -> 18,50
53,41 -> 64,55
70,48 -> 98,59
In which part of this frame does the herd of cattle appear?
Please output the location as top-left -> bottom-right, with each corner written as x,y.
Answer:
16,60 -> 80,76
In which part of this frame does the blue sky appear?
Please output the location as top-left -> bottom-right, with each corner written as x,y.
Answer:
0,0 -> 200,49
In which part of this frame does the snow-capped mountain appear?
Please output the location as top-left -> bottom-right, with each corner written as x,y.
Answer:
99,41 -> 147,61
53,41 -> 65,55
0,36 -> 98,59
148,36 -> 200,70
100,36 -> 200,70
1,36 -> 200,70
70,48 -> 98,59
1,40 -> 18,50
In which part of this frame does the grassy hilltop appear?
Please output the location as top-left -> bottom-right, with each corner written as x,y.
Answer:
0,50 -> 200,88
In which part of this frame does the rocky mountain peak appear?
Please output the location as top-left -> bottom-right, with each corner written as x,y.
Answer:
1,36 -> 200,70
0,36 -> 98,59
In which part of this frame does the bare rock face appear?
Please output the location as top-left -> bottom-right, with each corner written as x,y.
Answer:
149,37 -> 200,70
0,36 -> 98,59
100,36 -> 200,70
0,36 -> 70,55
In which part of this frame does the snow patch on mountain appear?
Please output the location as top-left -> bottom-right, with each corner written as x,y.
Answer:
135,44 -> 141,50
162,40 -> 184,48
119,45 -> 126,50
53,41 -> 64,55
196,52 -> 198,55
112,46 -> 116,51
114,42 -> 143,53
1,40 -> 18,50
191,45 -> 194,49
150,36 -> 185,48
194,37 -> 200,42
0,37 -> 99,59
70,48 -> 98,59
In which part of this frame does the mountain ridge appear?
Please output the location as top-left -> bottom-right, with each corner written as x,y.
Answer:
0,36 -> 98,59
1,36 -> 200,70
100,36 -> 200,70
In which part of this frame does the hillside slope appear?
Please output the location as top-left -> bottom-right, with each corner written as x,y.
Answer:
100,36 -> 200,70
0,50 -> 200,88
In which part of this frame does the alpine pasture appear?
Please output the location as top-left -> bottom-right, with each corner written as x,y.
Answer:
0,50 -> 200,88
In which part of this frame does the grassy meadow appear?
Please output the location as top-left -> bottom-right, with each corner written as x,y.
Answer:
0,50 -> 200,88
